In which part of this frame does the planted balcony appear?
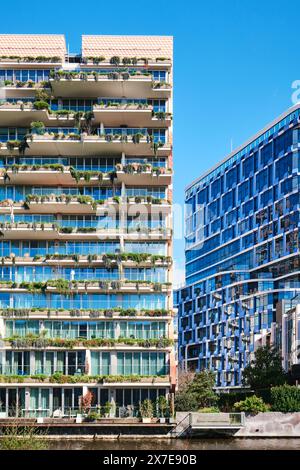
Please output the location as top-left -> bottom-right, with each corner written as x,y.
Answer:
93,101 -> 171,127
4,335 -> 173,350
0,164 -> 113,185
24,193 -> 99,214
115,162 -> 172,185
0,122 -> 170,157
0,373 -> 170,385
0,307 -> 173,319
49,69 -> 171,99
0,278 -> 171,294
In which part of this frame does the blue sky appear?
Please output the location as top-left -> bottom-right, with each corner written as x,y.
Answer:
2,0 -> 299,284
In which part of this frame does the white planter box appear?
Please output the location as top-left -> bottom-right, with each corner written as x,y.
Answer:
142,417 -> 152,423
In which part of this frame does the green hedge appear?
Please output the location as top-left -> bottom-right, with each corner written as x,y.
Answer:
271,385 -> 300,412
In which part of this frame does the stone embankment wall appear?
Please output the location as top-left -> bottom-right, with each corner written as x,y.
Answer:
236,412 -> 300,437
175,412 -> 300,437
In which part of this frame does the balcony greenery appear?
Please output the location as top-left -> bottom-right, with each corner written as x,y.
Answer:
69,166 -> 107,183
24,193 -> 98,210
0,307 -> 172,318
31,253 -> 172,269
33,100 -> 50,110
49,69 -> 152,81
5,334 -> 173,349
115,162 -> 171,176
6,163 -> 65,173
0,279 -> 171,294
152,111 -> 172,120
102,252 -> 172,266
81,56 -> 170,65
0,55 -> 61,63
2,80 -> 50,89
0,373 -> 169,384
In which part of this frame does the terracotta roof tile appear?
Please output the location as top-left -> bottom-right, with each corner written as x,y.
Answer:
0,34 -> 66,59
82,35 -> 173,61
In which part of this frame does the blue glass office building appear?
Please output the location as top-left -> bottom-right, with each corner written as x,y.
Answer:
175,105 -> 300,388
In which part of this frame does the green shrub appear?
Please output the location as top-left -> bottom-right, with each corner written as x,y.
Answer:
233,395 -> 269,413
198,407 -> 219,413
30,121 -> 45,135
271,385 -> 300,412
86,411 -> 99,421
33,100 -> 49,110
174,392 -> 199,412
139,399 -> 153,418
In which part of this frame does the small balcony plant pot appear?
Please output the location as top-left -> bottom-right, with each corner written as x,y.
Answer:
159,417 -> 166,424
142,417 -> 152,424
37,417 -> 44,424
76,414 -> 82,423
139,399 -> 153,424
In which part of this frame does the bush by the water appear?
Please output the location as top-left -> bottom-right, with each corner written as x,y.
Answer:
271,385 -> 300,412
233,395 -> 269,413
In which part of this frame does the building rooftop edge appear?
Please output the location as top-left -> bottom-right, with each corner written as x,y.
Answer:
185,102 -> 300,192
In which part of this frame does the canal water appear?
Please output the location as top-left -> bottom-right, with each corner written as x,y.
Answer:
48,438 -> 300,450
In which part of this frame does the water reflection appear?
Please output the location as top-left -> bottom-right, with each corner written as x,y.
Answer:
48,438 -> 300,451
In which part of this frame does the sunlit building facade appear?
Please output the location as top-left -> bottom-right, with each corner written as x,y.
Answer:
0,34 -> 176,417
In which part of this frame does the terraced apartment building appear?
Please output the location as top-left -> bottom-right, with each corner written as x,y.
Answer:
175,105 -> 300,389
0,34 -> 175,417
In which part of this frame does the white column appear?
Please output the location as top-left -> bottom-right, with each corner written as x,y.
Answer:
49,388 -> 53,416
0,317 -> 5,337
115,322 -> 121,339
30,351 -> 35,374
24,388 -> 31,417
110,351 -> 118,375
85,349 -> 91,375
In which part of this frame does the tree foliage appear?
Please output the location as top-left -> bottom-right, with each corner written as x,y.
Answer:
242,345 -> 287,391
233,395 -> 269,413
271,385 -> 300,412
175,370 -> 219,411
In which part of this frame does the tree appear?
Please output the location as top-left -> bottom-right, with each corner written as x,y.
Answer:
174,391 -> 199,412
175,370 -> 219,411
80,390 -> 94,413
242,345 -> 287,391
177,369 -> 195,392
188,371 -> 219,408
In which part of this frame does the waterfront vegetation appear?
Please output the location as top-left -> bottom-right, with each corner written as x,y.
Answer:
176,346 -> 300,414
175,370 -> 219,412
0,420 -> 49,450
242,345 -> 287,391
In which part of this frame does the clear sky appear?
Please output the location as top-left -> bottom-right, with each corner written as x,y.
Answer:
1,0 -> 299,285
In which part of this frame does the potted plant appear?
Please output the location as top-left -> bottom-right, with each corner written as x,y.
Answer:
139,399 -> 153,423
86,411 -> 99,422
104,401 -> 112,418
156,396 -> 169,423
